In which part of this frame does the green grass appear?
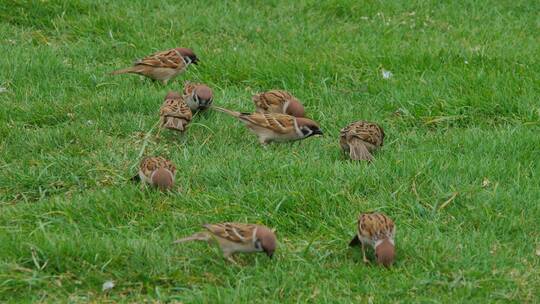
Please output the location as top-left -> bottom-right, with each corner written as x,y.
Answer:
1,0 -> 539,302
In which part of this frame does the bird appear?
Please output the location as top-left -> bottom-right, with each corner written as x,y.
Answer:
212,106 -> 322,145
159,91 -> 192,133
252,90 -> 305,117
182,82 -> 214,111
339,121 -> 384,161
132,156 -> 176,190
111,47 -> 199,84
174,223 -> 277,263
349,212 -> 395,267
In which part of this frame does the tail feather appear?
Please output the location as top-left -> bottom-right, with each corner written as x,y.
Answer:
173,232 -> 210,244
349,140 -> 373,161
110,66 -> 140,75
211,106 -> 241,117
349,235 -> 360,247
163,117 -> 185,131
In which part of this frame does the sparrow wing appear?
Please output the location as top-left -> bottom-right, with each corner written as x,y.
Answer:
253,90 -> 291,111
139,157 -> 176,178
345,121 -> 384,147
182,82 -> 199,96
135,49 -> 185,69
358,213 -> 395,241
203,223 -> 256,244
239,113 -> 295,134
160,97 -> 192,120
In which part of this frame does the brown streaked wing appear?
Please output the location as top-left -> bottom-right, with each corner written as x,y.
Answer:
183,82 -> 199,95
140,156 -> 176,176
136,49 -> 184,69
240,113 -> 294,134
161,98 -> 192,120
203,223 -> 256,243
349,121 -> 384,147
358,213 -> 394,240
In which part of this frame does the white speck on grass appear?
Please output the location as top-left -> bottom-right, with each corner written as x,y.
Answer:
465,60 -> 469,64
0,87 -> 6,93
381,69 -> 393,79
536,247 -> 540,257
102,280 -> 115,292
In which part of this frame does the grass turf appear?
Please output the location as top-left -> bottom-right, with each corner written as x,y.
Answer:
0,0 -> 539,302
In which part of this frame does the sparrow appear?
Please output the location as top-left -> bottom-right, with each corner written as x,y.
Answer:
252,90 -> 305,117
349,212 -> 395,267
212,106 -> 322,145
131,156 -> 176,190
183,82 -> 214,111
174,223 -> 277,263
340,121 -> 384,161
111,47 -> 198,84
160,91 -> 192,133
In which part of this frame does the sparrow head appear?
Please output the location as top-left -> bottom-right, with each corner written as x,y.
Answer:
165,91 -> 182,100
255,226 -> 277,258
150,168 -> 174,191
193,85 -> 214,109
176,47 -> 199,65
375,238 -> 395,267
285,100 -> 305,117
296,118 -> 323,138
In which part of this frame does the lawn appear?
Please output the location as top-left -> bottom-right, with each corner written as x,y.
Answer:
0,0 -> 539,302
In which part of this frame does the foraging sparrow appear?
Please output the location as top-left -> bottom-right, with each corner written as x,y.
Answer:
252,90 -> 305,117
132,156 -> 176,190
340,121 -> 384,161
174,223 -> 277,263
160,91 -> 192,132
183,82 -> 214,111
212,106 -> 322,145
111,47 -> 198,84
349,213 -> 395,267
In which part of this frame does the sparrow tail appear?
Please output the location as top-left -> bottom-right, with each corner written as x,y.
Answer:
349,140 -> 373,161
349,235 -> 361,247
110,66 -> 141,75
163,117 -> 185,132
173,232 -> 210,244
211,106 -> 241,117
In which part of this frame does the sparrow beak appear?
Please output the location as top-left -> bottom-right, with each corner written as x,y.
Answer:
313,129 -> 323,136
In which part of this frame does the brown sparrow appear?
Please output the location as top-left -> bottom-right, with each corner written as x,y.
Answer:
160,91 -> 192,132
183,82 -> 214,111
252,90 -> 305,117
111,47 -> 198,84
349,212 -> 395,267
340,121 -> 384,161
174,223 -> 277,263
131,156 -> 176,190
212,106 -> 322,145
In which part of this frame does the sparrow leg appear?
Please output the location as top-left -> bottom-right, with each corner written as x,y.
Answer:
361,242 -> 369,264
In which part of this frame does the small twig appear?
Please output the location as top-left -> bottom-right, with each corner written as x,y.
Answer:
137,120 -> 161,159
438,192 -> 458,210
